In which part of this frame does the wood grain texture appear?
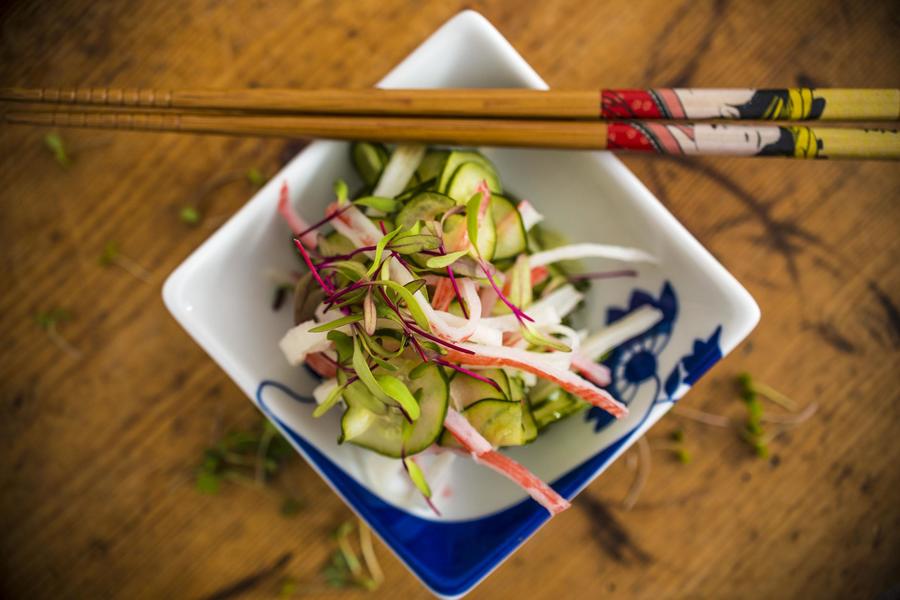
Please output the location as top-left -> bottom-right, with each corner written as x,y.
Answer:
1,1 -> 898,599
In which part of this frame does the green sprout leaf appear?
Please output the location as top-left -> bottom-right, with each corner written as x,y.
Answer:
378,280 -> 429,331
352,337 -> 390,403
313,381 -> 349,418
408,362 -> 430,380
675,448 -> 692,464
280,496 -> 305,517
403,457 -> 432,498
179,205 -> 201,225
324,260 -> 368,282
44,132 -> 71,168
521,323 -> 571,353
403,279 -> 427,296
309,314 -> 364,333
327,330 -> 354,363
387,234 -> 441,255
354,196 -> 399,213
334,179 -> 349,204
366,226 -> 402,277
196,469 -> 221,494
246,167 -> 265,188
375,374 -> 420,421
425,249 -> 468,269
35,308 -> 72,330
99,241 -> 120,266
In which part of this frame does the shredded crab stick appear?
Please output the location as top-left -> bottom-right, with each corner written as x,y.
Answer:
278,182 -> 318,248
326,202 -> 383,248
444,343 -> 627,418
430,277 -> 456,312
581,305 -> 665,360
571,353 -> 612,387
306,351 -> 339,378
529,243 -> 657,268
443,408 -> 570,515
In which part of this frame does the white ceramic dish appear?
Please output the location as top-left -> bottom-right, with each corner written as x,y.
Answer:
163,10 -> 759,598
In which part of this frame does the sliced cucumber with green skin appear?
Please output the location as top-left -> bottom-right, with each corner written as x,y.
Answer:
532,393 -> 588,430
439,392 -> 537,447
446,161 -> 502,204
351,142 -> 390,187
395,192 -> 455,229
490,194 -> 528,260
438,151 -> 501,196
342,378 -> 389,416
527,379 -> 564,409
521,401 -> 538,443
454,399 -> 527,447
416,150 -> 449,185
340,361 -> 448,458
508,374 -> 525,403
318,231 -> 357,258
449,369 -> 509,409
505,374 -> 537,442
442,213 -> 496,261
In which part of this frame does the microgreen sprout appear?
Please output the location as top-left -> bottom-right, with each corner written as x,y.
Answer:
35,308 -> 81,359
179,205 -> 202,226
196,419 -> 302,514
99,241 -> 152,283
321,521 -> 381,590
44,132 -> 71,168
246,167 -> 266,188
737,372 -> 797,410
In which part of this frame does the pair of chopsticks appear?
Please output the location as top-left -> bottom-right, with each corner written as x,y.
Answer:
2,87 -> 898,159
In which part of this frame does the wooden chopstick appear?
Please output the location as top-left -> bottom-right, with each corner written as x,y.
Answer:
5,108 -> 899,159
2,87 -> 898,121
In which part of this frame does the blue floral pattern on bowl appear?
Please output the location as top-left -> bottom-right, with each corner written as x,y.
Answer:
586,281 -> 723,432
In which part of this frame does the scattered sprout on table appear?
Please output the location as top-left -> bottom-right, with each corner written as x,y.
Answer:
247,167 -> 266,188
44,132 -> 71,168
180,205 -> 202,226
35,308 -> 81,359
99,240 -> 152,283
196,418 -> 302,515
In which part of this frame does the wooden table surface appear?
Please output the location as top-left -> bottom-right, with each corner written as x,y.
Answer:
1,1 -> 898,598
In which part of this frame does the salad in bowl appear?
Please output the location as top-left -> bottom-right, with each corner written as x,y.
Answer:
275,142 -> 662,516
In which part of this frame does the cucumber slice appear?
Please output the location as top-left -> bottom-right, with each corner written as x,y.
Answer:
446,161 -> 502,204
490,194 -> 528,260
351,142 -> 390,187
449,369 -> 509,409
340,361 -> 448,458
442,213 -> 496,261
395,192 -> 455,229
318,231 -> 357,258
527,379 -> 564,409
416,150 -> 449,184
521,401 -> 538,443
438,151 -> 501,196
440,397 -> 532,448
532,393 -> 588,430
508,374 -> 525,403
459,399 -> 527,447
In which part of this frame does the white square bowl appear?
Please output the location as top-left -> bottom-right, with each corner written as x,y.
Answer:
163,10 -> 759,599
